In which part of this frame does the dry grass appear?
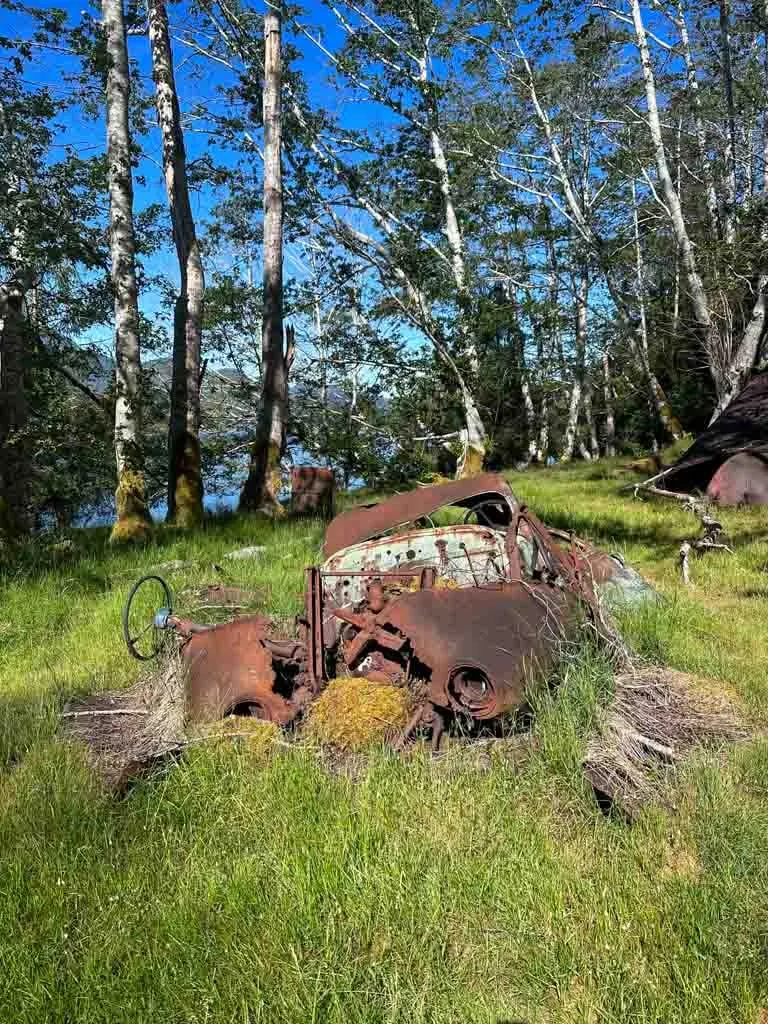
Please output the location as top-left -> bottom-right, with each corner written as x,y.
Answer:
60,652 -> 188,787
584,666 -> 747,817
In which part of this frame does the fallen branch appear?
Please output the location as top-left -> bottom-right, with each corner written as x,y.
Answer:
679,540 -> 691,585
61,709 -> 150,719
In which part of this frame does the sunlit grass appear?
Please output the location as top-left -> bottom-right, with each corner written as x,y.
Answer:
1,466 -> 767,1022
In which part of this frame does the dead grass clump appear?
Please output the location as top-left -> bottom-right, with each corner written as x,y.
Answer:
305,677 -> 412,751
60,654 -> 188,788
189,716 -> 279,754
584,666 -> 747,818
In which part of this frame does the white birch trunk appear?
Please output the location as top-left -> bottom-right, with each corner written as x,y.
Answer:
416,39 -> 486,473
240,7 -> 291,514
520,373 -> 538,465
147,0 -> 205,527
602,350 -> 616,457
708,0 -> 768,417
561,382 -> 581,463
718,0 -> 737,245
103,0 -> 152,542
515,37 -> 682,440
676,0 -> 722,239
630,0 -> 719,371
561,273 -> 588,462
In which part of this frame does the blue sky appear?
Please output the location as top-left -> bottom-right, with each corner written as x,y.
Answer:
0,0 -> 374,355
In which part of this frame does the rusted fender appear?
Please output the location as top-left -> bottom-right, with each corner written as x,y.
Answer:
183,616 -> 298,725
375,584 -> 577,719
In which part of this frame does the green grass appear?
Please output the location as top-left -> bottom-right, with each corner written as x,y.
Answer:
1,463 -> 768,1022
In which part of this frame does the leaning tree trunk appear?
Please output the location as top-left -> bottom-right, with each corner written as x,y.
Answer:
631,0 -> 745,407
147,0 -> 205,528
103,0 -> 152,543
240,6 -> 292,514
417,38 -> 486,475
0,278 -> 31,538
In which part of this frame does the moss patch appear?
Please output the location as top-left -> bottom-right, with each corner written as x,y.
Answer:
110,469 -> 153,545
305,677 -> 412,750
170,433 -> 204,529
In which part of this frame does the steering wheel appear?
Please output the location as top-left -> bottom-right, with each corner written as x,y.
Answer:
461,500 -> 507,527
122,574 -> 174,661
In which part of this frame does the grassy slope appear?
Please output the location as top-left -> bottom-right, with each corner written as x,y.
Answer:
1,462 -> 767,1023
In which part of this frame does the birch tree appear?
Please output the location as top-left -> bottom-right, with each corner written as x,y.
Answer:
103,0 -> 152,542
626,0 -> 766,416
239,5 -> 294,514
293,0 -> 489,475
147,0 -> 205,527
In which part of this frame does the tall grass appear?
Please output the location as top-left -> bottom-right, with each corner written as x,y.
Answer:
1,465 -> 767,1022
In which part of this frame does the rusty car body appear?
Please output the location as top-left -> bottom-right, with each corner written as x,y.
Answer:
125,474 -> 646,748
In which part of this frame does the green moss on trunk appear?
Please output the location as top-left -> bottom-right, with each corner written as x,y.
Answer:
110,469 -> 153,545
170,433 -> 204,529
240,440 -> 286,518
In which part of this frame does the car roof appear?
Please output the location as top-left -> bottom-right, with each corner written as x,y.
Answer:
322,473 -> 519,558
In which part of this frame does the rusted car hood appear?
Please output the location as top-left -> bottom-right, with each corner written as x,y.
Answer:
323,473 -> 519,558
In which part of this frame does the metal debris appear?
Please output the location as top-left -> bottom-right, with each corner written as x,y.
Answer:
291,466 -> 336,517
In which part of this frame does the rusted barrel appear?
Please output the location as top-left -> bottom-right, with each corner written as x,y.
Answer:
291,466 -> 336,518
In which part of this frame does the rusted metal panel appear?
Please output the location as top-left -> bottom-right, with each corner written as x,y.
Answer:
184,616 -> 298,724
322,473 -> 518,558
375,585 -> 576,718
706,451 -> 768,505
321,524 -> 509,606
291,466 -> 336,517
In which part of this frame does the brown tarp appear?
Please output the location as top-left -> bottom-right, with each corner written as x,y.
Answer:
656,372 -> 768,497
323,473 -> 519,558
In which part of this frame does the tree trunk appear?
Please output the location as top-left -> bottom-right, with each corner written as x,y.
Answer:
707,0 -> 768,418
602,351 -> 616,457
147,0 -> 205,528
516,37 -> 682,440
417,39 -> 486,473
537,394 -> 550,462
520,373 -> 538,466
676,0 -> 722,240
239,7 -> 291,514
455,383 -> 487,478
103,0 -> 152,544
628,178 -> 685,441
631,0 -> 719,367
719,0 -> 737,246
561,272 -> 588,462
0,279 -> 31,537
582,377 -> 599,459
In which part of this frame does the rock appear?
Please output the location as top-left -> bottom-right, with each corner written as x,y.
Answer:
223,546 -> 268,562
155,559 -> 194,573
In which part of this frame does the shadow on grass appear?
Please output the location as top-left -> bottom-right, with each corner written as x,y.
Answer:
0,512 -> 328,591
538,507 -> 688,556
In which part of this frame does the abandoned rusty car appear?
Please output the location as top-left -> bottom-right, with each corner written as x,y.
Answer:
122,474 -> 651,749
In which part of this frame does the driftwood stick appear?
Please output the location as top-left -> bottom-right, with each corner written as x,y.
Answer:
620,466 -> 671,492
692,539 -> 733,554
61,709 -> 151,719
679,541 -> 692,585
